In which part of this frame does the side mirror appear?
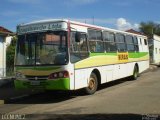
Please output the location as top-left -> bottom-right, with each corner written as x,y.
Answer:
75,32 -> 81,42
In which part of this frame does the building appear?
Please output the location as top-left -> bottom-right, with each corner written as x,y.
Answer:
148,34 -> 160,65
126,29 -> 160,65
0,26 -> 13,79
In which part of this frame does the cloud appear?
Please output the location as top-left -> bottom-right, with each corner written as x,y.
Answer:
116,18 -> 139,31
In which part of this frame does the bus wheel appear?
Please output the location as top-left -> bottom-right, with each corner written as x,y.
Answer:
132,66 -> 139,80
85,73 -> 98,95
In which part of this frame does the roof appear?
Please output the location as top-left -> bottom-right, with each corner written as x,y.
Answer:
126,29 -> 146,36
0,26 -> 13,36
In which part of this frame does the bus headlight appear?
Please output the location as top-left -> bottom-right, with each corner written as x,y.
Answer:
16,72 -> 26,79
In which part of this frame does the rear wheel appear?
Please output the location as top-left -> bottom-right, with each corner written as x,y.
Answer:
84,73 -> 98,95
132,66 -> 139,80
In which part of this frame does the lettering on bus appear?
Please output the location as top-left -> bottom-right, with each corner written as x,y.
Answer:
118,53 -> 129,61
17,22 -> 64,34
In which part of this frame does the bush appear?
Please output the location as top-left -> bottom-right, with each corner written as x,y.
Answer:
6,36 -> 17,76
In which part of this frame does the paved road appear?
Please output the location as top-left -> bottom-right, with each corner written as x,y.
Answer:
0,68 -> 160,120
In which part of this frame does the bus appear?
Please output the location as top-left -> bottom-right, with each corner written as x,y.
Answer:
14,19 -> 149,94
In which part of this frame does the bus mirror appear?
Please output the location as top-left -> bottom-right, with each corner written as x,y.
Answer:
75,32 -> 81,42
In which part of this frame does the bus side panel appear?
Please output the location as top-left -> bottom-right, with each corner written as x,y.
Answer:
104,65 -> 114,82
74,67 -> 105,89
67,64 -> 75,90
99,66 -> 106,84
138,37 -> 143,52
119,63 -> 128,78
113,64 -> 120,80
113,64 -> 129,80
74,69 -> 88,90
126,62 -> 135,76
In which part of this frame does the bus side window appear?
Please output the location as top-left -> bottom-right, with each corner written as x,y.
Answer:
126,35 -> 134,52
103,31 -> 116,52
115,33 -> 126,52
70,32 -> 89,63
88,29 -> 104,53
133,36 -> 139,52
79,34 -> 88,51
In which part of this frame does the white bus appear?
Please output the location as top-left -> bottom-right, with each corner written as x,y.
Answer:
14,19 -> 149,94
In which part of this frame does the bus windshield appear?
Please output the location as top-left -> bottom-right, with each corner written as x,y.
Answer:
16,31 -> 68,66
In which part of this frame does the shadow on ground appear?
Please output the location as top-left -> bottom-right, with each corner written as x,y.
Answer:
1,77 -> 134,104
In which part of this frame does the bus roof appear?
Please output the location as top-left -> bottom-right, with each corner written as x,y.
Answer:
19,19 -> 68,26
18,19 -> 147,38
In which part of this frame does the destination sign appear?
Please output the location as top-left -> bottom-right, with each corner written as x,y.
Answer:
17,22 -> 66,34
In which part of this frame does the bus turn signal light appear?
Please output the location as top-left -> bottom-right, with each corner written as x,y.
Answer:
48,71 -> 69,79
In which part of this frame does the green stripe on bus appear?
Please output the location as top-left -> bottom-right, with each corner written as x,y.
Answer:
90,52 -> 148,58
90,52 -> 117,57
128,52 -> 148,58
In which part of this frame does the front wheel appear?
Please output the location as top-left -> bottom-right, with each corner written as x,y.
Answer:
84,73 -> 98,95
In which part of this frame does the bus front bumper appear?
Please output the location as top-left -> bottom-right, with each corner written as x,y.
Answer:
14,78 -> 70,90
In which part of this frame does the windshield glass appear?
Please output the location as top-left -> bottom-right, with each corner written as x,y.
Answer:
16,31 -> 68,66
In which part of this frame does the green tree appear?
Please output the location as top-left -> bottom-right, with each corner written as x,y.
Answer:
6,36 -> 17,76
139,21 -> 160,38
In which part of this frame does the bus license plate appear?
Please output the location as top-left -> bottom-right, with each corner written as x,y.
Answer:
30,81 -> 40,85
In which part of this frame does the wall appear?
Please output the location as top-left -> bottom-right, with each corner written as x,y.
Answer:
153,35 -> 160,64
0,36 -> 6,78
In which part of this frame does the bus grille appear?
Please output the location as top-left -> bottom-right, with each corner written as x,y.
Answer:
25,76 -> 48,81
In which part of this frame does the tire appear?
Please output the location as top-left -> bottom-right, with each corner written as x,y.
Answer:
84,73 -> 98,95
131,66 -> 139,80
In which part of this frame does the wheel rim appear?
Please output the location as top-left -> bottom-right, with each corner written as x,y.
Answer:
88,78 -> 95,90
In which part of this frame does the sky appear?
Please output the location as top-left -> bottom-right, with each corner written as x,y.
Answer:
0,0 -> 160,32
